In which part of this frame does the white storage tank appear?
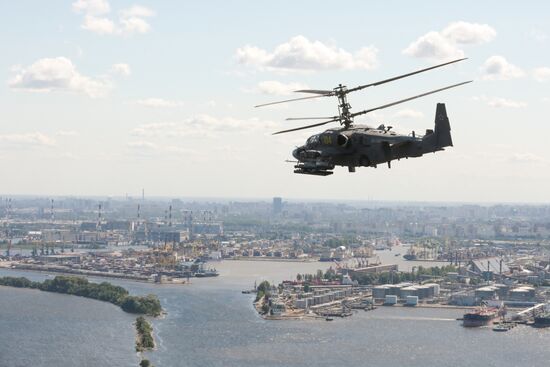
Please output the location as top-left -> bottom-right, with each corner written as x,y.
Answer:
384,295 -> 398,305
406,296 -> 418,306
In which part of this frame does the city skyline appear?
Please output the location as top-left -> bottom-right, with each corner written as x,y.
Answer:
1,1 -> 550,202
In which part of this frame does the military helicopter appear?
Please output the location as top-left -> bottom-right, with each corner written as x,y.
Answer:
256,58 -> 472,176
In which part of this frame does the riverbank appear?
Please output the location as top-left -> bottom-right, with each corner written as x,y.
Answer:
0,275 -> 162,316
228,256 -> 317,262
0,262 -> 187,284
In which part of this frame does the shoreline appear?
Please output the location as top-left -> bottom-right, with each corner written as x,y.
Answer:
227,257 -> 317,262
0,263 -> 188,285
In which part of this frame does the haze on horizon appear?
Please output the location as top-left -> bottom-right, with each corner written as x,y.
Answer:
1,1 -> 549,203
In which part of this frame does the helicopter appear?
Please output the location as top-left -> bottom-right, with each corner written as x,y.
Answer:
256,58 -> 472,176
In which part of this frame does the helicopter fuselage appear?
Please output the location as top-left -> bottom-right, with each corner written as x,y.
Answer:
292,103 -> 453,175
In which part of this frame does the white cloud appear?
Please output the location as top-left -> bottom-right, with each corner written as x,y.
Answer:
533,67 -> 550,82
120,5 -> 155,18
508,153 -> 546,164
56,130 -> 80,137
441,21 -> 496,44
111,63 -> 131,76
528,28 -> 547,42
135,98 -> 184,108
72,0 -> 110,15
481,56 -> 525,80
0,132 -> 56,147
392,109 -> 424,119
403,31 -> 464,60
81,15 -> 115,34
487,97 -> 526,108
8,57 -> 111,98
257,81 -> 309,95
132,115 -> 277,138
473,95 -> 527,108
73,1 -> 154,36
403,21 -> 496,60
127,140 -> 157,150
236,35 -> 378,72
119,16 -> 151,34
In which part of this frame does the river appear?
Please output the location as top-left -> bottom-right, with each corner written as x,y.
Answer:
0,260 -> 548,367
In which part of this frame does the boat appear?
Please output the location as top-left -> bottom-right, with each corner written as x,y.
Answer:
403,247 -> 417,261
194,269 -> 219,277
492,323 -> 513,332
533,312 -> 550,328
325,317 -> 334,321
463,306 -> 499,327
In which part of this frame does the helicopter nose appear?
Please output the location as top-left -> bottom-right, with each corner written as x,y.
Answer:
292,147 -> 302,160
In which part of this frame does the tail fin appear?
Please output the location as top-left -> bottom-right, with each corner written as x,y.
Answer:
434,103 -> 452,148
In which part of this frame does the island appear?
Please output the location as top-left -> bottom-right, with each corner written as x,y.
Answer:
0,275 -> 162,316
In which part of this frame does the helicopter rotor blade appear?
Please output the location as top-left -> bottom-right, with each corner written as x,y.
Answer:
347,58 -> 468,93
293,89 -> 334,95
351,80 -> 473,118
255,94 -> 331,108
272,118 -> 340,135
285,116 -> 339,121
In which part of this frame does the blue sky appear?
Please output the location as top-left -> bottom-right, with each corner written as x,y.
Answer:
1,1 -> 549,202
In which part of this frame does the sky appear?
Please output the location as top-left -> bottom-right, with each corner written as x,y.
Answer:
1,0 -> 549,203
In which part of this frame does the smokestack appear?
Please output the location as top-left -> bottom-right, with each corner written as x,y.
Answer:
97,203 -> 102,230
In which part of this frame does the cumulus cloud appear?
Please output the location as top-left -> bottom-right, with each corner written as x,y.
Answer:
441,21 -> 496,44
72,0 -> 110,15
0,132 -> 56,148
473,95 -> 527,108
481,56 -> 525,80
528,28 -> 548,42
132,115 -> 277,138
127,140 -> 157,149
403,31 -> 464,60
56,130 -> 80,136
111,63 -> 131,76
236,35 -> 378,72
257,81 -> 309,95
533,67 -> 550,82
73,0 -> 154,36
487,97 -> 527,108
135,98 -> 184,108
126,141 -> 204,160
392,109 -> 424,119
120,5 -> 155,18
8,57 -> 111,98
403,21 -> 496,60
82,15 -> 115,34
508,153 -> 546,164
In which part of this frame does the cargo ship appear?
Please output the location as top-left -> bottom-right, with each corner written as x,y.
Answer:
533,312 -> 550,328
463,306 -> 499,327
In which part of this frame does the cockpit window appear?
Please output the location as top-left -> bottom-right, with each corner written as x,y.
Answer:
320,134 -> 332,145
307,134 -> 320,146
